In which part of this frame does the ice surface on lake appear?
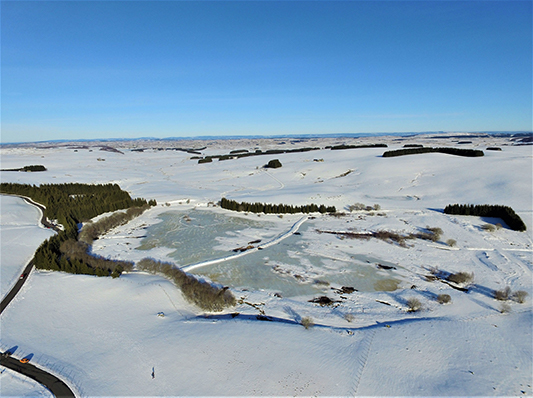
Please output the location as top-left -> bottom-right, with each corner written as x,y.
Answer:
137,209 -> 276,265
137,210 -> 399,297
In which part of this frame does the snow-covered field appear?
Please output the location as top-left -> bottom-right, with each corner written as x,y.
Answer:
0,367 -> 53,398
1,134 -> 532,396
0,196 -> 54,297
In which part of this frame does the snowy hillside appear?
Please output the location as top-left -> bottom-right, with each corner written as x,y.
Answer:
0,196 -> 54,297
1,133 -> 531,396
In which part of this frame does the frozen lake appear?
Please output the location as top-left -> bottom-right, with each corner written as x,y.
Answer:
136,209 -> 400,297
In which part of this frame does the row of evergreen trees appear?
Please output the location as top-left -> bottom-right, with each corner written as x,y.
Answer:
0,183 -> 155,228
1,165 -> 47,172
220,197 -> 336,214
443,204 -> 527,231
22,165 -> 47,172
59,239 -> 134,278
382,147 -> 485,158
327,143 -> 388,150
0,183 -> 156,277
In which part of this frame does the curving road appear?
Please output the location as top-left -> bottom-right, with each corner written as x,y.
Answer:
1,194 -> 76,398
0,354 -> 75,398
1,195 -> 59,313
0,259 -> 36,314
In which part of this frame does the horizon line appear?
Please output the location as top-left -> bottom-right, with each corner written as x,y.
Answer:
1,130 -> 531,146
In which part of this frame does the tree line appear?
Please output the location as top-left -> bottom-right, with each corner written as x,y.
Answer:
1,165 -> 47,172
443,204 -> 527,231
196,144 -> 390,164
220,197 -> 336,214
382,147 -> 484,158
327,144 -> 388,150
55,204 -> 153,277
196,147 -> 320,163
0,182 -> 156,277
0,183 -> 155,228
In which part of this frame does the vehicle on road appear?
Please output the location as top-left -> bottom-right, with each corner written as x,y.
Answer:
20,358 -> 29,364
19,273 -> 27,280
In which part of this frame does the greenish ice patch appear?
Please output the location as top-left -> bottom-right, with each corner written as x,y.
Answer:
137,209 -> 275,265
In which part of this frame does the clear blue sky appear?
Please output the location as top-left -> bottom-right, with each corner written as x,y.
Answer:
1,1 -> 531,143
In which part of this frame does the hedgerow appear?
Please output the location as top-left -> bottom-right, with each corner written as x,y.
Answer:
137,258 -> 236,312
79,205 -> 150,245
196,146 -> 321,163
316,226 -> 442,247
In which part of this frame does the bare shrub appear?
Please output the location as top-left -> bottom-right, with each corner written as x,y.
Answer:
499,303 -> 511,313
447,271 -> 474,285
348,203 -> 366,212
344,313 -> 356,323
373,204 -> 381,210
512,290 -> 528,304
426,227 -> 443,242
414,227 -> 442,242
308,296 -> 338,306
494,287 -> 528,304
301,316 -> 314,329
481,224 -> 496,232
429,266 -> 439,276
406,297 -> 422,312
494,286 -> 512,301
437,294 -> 452,304
446,239 -> 457,247
374,230 -> 406,246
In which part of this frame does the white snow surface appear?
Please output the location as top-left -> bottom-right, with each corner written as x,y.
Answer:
0,196 -> 55,297
0,367 -> 53,398
0,134 -> 532,396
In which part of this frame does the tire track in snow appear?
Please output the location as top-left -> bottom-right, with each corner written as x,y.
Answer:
476,249 -> 529,288
261,169 -> 285,190
454,307 -> 531,323
158,284 -> 189,319
350,329 -> 376,396
476,251 -> 499,272
497,250 -> 525,288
